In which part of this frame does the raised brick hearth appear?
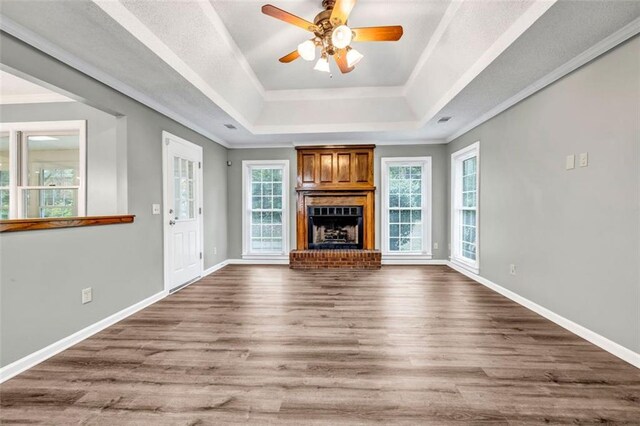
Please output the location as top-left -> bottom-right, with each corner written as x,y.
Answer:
290,250 -> 381,270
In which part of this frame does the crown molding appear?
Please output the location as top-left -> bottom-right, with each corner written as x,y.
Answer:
446,15 -> 640,143
264,85 -> 405,102
0,93 -> 74,105
229,139 -> 447,150
0,15 -> 231,148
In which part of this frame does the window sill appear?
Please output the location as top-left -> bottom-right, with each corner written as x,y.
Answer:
0,215 -> 135,233
450,258 -> 479,275
382,253 -> 433,259
381,253 -> 434,265
242,254 -> 289,261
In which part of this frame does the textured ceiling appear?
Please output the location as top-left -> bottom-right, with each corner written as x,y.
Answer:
210,0 -> 451,90
0,0 -> 638,147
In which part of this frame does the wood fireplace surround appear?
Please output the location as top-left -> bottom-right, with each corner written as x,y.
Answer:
291,145 -> 381,269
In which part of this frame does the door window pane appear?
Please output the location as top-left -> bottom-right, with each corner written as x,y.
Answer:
174,157 -> 196,220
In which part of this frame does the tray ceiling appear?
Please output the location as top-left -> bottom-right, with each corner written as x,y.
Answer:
0,0 -> 638,147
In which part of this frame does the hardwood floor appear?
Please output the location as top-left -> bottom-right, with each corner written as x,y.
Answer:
1,265 -> 639,424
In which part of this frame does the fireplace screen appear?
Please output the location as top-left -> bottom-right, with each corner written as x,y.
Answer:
308,206 -> 363,250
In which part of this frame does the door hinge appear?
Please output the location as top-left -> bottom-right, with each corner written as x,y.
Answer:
198,162 -> 201,169
199,252 -> 203,260
199,207 -> 202,215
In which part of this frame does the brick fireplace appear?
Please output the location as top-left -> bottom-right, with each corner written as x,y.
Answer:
290,145 -> 381,269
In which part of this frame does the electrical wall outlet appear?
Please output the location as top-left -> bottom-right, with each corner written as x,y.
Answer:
152,204 -> 161,215
565,154 -> 575,170
433,242 -> 439,250
82,287 -> 92,304
213,247 -> 217,255
579,152 -> 589,167
509,264 -> 517,276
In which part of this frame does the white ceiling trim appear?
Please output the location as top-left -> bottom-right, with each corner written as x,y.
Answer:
0,15 -> 231,148
229,138 -> 447,150
252,120 -> 420,135
402,0 -> 464,97
264,85 -> 405,102
0,93 -> 74,104
413,0 -> 557,130
446,15 -> 640,142
85,0 -> 560,139
93,0 -> 256,132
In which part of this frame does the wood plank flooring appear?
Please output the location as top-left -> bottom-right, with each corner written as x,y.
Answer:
1,265 -> 639,424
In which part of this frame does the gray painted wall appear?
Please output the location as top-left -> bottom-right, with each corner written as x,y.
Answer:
227,145 -> 449,260
447,36 -> 640,352
0,101 -> 121,215
0,33 -> 228,367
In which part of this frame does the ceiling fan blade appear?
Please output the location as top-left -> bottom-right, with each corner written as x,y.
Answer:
334,49 -> 354,74
330,0 -> 357,26
352,26 -> 404,42
262,4 -> 317,32
279,50 -> 300,63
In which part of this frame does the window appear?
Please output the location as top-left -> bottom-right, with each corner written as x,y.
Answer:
381,157 -> 432,259
0,121 -> 86,219
451,142 -> 480,273
242,160 -> 289,258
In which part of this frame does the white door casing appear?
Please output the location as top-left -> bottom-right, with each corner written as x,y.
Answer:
162,131 -> 203,292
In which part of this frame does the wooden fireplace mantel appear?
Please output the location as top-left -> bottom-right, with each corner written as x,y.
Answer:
295,145 -> 376,251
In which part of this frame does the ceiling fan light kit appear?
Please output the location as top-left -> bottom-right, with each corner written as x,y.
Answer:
331,24 -> 353,49
262,0 -> 403,75
298,40 -> 317,61
346,47 -> 363,68
314,55 -> 331,73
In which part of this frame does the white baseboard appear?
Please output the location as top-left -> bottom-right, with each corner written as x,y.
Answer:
446,261 -> 640,369
203,259 -> 230,276
382,258 -> 447,265
231,257 -> 289,265
0,290 -> 168,384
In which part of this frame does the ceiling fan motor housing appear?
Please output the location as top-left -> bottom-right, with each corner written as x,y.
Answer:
314,0 -> 349,56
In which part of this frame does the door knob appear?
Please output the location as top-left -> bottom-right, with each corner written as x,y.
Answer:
169,220 -> 176,226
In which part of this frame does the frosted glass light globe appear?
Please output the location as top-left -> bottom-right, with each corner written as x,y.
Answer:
297,40 -> 316,61
331,25 -> 353,49
314,56 -> 330,73
346,48 -> 364,67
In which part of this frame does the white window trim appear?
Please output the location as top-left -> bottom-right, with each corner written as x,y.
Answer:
0,120 -> 87,219
381,156 -> 433,260
450,141 -> 480,274
242,159 -> 290,259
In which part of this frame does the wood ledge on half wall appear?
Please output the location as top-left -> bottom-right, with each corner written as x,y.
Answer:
0,215 -> 135,233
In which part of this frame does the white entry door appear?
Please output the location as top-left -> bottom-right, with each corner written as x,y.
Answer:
162,131 -> 203,292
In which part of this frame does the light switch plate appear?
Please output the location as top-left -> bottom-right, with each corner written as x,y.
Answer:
565,155 -> 575,170
82,287 -> 92,304
579,152 -> 589,167
152,204 -> 161,215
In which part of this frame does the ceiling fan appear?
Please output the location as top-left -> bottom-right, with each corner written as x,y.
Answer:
262,0 -> 403,74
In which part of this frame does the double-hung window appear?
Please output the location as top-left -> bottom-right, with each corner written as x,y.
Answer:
242,160 -> 289,258
0,121 -> 86,219
381,157 -> 432,260
451,142 -> 480,273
